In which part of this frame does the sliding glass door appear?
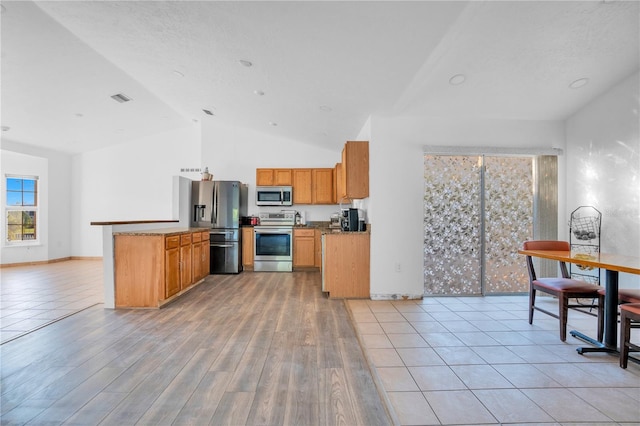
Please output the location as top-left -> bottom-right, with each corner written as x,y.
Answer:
424,155 -> 534,295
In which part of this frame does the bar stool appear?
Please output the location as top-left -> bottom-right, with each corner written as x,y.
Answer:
619,303 -> 640,368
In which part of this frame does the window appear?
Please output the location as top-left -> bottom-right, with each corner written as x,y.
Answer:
5,176 -> 38,243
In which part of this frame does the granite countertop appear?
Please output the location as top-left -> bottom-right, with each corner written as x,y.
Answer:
113,227 -> 209,236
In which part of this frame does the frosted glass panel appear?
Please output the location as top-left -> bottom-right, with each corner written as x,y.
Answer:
424,156 -> 482,295
424,155 -> 534,295
484,156 -> 532,293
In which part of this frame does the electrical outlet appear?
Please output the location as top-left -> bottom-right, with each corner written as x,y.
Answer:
394,262 -> 401,272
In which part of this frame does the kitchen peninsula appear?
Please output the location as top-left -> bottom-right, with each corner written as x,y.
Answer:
91,220 -> 208,309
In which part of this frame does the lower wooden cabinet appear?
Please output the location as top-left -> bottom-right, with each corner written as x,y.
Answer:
323,233 -> 370,298
114,229 -> 209,308
180,233 -> 193,290
241,227 -> 254,270
293,228 -> 316,268
192,231 -> 210,282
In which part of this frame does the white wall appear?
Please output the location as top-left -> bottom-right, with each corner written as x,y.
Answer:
0,143 -> 72,264
71,124 -> 200,256
201,120 -> 344,222
565,71 -> 640,288
366,117 -> 565,299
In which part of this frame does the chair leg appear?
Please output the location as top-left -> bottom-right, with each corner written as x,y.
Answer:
559,295 -> 568,342
529,288 -> 536,325
620,309 -> 631,369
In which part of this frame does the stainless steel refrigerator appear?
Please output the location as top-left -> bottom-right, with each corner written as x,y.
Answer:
191,180 -> 247,274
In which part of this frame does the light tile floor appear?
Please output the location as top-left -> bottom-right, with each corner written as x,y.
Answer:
348,296 -> 640,426
0,260 -> 103,344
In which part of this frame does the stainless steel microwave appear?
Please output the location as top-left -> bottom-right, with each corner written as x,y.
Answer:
255,186 -> 293,206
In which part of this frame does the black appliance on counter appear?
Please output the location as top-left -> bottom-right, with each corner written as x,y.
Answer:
341,208 -> 360,232
191,180 -> 247,274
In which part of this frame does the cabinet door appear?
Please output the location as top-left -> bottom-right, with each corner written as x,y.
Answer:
256,169 -> 274,186
293,229 -> 315,267
180,241 -> 192,290
335,162 -> 345,201
312,168 -> 334,204
292,169 -> 312,204
241,227 -> 254,268
315,229 -> 322,268
193,240 -> 202,281
273,169 -> 292,185
343,141 -> 369,199
165,247 -> 180,298
201,232 -> 210,276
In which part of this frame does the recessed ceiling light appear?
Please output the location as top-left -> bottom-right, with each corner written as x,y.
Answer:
173,70 -> 185,78
449,74 -> 466,86
319,105 -> 332,112
1,126 -> 10,132
269,121 -> 278,127
254,90 -> 265,96
569,78 -> 589,89
203,109 -> 214,116
239,59 -> 253,67
110,93 -> 132,103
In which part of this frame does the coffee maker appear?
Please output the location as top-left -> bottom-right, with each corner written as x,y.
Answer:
341,208 -> 360,232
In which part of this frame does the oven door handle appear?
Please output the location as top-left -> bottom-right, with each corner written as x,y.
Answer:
210,243 -> 234,248
255,230 -> 292,235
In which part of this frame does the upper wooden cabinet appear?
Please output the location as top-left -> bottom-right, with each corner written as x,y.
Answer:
256,168 -> 292,186
312,168 -> 334,204
338,141 -> 369,200
290,168 -> 334,205
292,169 -> 312,204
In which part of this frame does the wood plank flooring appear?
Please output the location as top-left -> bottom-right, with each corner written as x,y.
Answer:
1,269 -> 392,425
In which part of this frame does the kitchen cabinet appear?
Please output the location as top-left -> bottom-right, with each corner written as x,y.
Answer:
323,232 -> 370,298
314,229 -> 322,268
292,169 -> 312,204
192,231 -> 210,282
256,168 -> 292,186
337,141 -> 369,200
165,235 -> 181,299
293,228 -> 316,268
241,227 -> 254,270
114,228 -> 208,308
180,233 -> 193,290
312,168 -> 334,204
291,168 -> 334,205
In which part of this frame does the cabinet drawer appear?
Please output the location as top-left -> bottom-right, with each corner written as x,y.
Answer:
180,233 -> 192,245
294,228 -> 315,237
201,231 -> 210,241
192,232 -> 202,243
166,235 -> 180,249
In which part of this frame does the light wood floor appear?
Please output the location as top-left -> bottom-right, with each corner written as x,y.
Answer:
0,265 -> 392,425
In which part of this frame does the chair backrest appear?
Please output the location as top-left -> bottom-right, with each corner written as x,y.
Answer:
523,240 -> 571,280
523,240 -> 570,251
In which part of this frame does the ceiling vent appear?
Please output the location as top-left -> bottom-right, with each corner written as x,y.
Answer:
110,93 -> 132,103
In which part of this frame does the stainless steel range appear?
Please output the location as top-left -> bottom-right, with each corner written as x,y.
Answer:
254,211 -> 295,272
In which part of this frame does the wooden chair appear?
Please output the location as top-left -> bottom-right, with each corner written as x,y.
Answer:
619,303 -> 640,368
597,287 -> 640,304
523,240 -> 603,342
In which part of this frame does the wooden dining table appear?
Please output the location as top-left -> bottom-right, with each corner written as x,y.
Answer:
518,248 -> 640,354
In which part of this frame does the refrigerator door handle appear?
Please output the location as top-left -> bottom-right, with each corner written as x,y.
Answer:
212,183 -> 217,225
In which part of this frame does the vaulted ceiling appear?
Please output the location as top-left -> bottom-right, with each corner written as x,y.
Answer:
1,1 -> 638,154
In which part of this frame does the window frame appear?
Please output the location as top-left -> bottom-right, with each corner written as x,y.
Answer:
4,174 -> 39,245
